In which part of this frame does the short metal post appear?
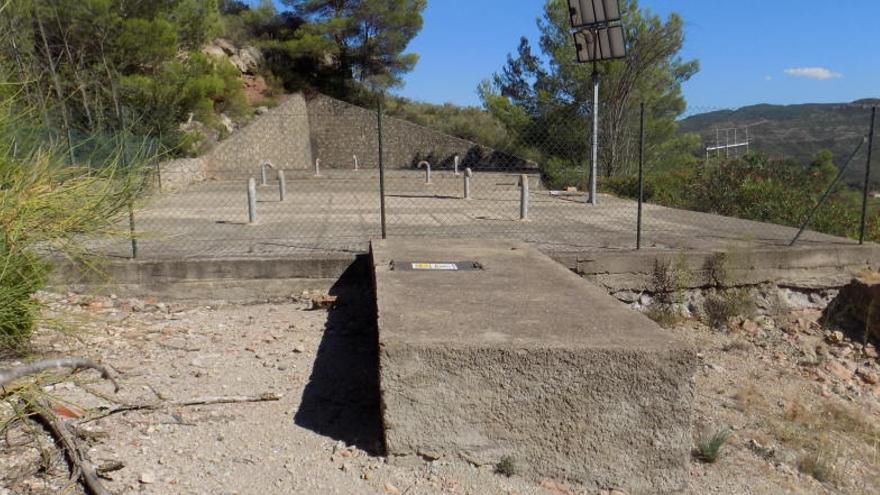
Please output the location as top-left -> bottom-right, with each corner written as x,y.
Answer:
454,155 -> 460,175
314,158 -> 321,177
519,174 -> 529,220
247,177 -> 257,224
278,169 -> 286,202
860,107 -> 876,244
419,160 -> 431,184
464,168 -> 472,199
260,164 -> 268,186
353,154 -> 359,171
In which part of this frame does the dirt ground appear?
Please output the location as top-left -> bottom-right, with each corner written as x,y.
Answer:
1,281 -> 879,495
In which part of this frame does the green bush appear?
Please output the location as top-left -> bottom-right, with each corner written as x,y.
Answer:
0,98 -> 142,352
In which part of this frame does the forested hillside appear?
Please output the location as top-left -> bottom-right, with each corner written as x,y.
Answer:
0,0 -> 427,157
680,99 -> 879,185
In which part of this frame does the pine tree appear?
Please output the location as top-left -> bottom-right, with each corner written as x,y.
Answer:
282,0 -> 426,90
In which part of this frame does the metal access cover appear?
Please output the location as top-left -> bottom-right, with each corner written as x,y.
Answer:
391,261 -> 482,272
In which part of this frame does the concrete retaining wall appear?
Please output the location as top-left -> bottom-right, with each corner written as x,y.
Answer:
153,92 -> 536,185
158,157 -> 207,192
305,94 -> 534,171
204,94 -> 313,180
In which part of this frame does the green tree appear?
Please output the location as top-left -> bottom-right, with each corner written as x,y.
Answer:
281,0 -> 426,92
481,0 -> 700,181
0,0 -> 243,154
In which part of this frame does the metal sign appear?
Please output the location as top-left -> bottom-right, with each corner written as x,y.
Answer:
391,261 -> 482,272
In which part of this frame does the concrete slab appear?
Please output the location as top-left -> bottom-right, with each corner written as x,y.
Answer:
371,238 -> 697,494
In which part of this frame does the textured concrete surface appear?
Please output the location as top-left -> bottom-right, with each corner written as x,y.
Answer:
371,238 -> 697,494
96,169 -> 853,260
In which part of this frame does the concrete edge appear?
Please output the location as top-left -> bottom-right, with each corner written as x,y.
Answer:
551,244 -> 880,292
47,255 -> 360,301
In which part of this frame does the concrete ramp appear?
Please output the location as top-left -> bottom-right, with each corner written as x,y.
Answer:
371,238 -> 696,494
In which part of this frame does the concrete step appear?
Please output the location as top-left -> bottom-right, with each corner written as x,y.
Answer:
371,238 -> 697,494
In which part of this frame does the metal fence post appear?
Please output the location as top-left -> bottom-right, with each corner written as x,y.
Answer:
519,174 -> 529,220
353,154 -> 359,171
377,95 -> 387,239
790,138 -> 866,246
247,177 -> 257,224
314,158 -> 321,177
278,169 -> 286,202
464,168 -> 472,199
454,154 -> 460,175
637,102 -> 645,250
860,106 -> 876,244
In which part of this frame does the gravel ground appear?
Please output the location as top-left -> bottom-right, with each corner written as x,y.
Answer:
1,283 -> 878,495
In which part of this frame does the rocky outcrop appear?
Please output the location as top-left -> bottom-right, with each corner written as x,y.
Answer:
823,271 -> 880,340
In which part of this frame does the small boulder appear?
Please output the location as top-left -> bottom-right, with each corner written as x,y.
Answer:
823,272 -> 880,340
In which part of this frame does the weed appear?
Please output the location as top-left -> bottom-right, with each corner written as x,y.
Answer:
798,451 -> 835,483
495,455 -> 518,477
702,252 -> 729,287
721,339 -> 750,352
645,304 -> 681,328
648,257 -> 692,327
694,427 -> 733,463
734,384 -> 766,412
703,288 -> 755,329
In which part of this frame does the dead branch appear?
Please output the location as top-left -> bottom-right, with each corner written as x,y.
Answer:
23,394 -> 111,495
81,392 -> 283,423
0,357 -> 119,392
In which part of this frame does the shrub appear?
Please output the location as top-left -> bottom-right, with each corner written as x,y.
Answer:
702,288 -> 755,329
694,427 -> 732,463
0,97 -> 142,351
495,455 -> 518,477
798,452 -> 834,482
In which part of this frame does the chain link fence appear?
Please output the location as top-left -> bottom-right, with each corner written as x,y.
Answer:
106,95 -> 877,260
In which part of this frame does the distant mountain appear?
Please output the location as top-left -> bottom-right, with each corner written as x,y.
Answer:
679,99 -> 878,181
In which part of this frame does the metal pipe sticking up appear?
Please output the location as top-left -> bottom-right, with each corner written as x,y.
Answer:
418,160 -> 432,184
464,168 -> 472,199
314,158 -> 321,177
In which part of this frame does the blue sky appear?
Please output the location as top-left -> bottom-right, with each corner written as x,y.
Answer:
269,1 -> 879,111
396,0 -> 880,112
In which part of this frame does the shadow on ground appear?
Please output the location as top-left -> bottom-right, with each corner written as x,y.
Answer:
294,256 -> 384,454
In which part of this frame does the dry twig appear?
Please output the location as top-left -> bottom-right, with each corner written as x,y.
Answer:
0,358 -> 119,391
81,392 -> 283,423
22,393 -> 111,495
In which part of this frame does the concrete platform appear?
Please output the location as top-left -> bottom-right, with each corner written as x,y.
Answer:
371,238 -> 697,494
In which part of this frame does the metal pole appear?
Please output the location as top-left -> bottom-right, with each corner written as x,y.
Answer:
519,174 -> 529,220
155,131 -> 163,191
637,102 -> 645,250
278,169 -> 286,202
377,95 -> 387,239
118,129 -> 138,259
860,107 -> 876,244
353,154 -> 359,171
247,177 -> 257,224
314,158 -> 321,177
464,168 -> 472,199
790,138 -> 866,246
589,67 -> 599,205
260,163 -> 268,186
454,155 -> 460,176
